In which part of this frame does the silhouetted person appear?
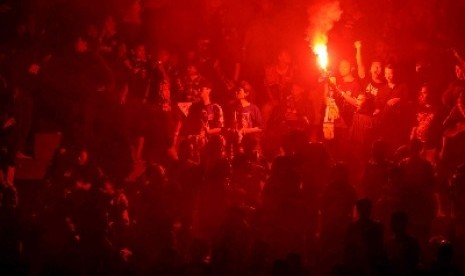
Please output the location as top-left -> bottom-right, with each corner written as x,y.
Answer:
398,139 -> 436,246
131,163 -> 174,273
386,211 -> 420,276
427,241 -> 463,276
450,163 -> 465,273
344,198 -> 385,276
198,135 -> 231,240
319,162 -> 357,275
181,239 -> 212,276
261,131 -> 307,260
231,134 -> 268,207
300,141 -> 332,261
362,140 -> 393,203
212,206 -> 252,275
376,64 -> 412,151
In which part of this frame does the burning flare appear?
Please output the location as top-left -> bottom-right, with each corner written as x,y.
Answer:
306,0 -> 342,72
313,42 -> 328,71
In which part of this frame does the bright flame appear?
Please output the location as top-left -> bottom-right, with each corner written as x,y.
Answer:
306,0 -> 342,72
313,42 -> 328,71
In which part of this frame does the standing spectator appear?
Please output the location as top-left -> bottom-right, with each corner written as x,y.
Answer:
319,162 -> 357,274
181,80 -> 224,162
376,64 -> 412,152
227,81 -> 263,156
263,50 -> 295,126
398,139 -> 437,246
411,83 -> 439,166
344,198 -> 385,276
386,211 -> 420,276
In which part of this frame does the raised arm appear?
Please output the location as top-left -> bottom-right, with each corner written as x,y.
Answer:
355,41 -> 366,79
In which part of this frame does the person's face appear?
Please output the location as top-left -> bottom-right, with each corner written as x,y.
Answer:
370,62 -> 383,79
75,37 -> 88,53
235,88 -> 248,100
187,65 -> 198,77
200,86 -> 211,100
78,150 -> 88,165
339,60 -> 351,77
385,67 -> 395,84
356,94 -> 366,108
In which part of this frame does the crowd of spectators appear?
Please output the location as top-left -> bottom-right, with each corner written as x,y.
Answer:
1,0 -> 465,275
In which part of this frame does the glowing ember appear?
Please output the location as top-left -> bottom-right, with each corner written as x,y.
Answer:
313,43 -> 328,71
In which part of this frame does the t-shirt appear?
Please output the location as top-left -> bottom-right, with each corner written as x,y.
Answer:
183,102 -> 224,135
334,78 -> 362,126
375,83 -> 410,113
283,94 -> 313,123
234,104 -> 263,129
361,78 -> 385,97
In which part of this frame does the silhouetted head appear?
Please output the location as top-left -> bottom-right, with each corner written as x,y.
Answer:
437,240 -> 453,264
235,80 -> 254,101
281,129 -> 308,156
390,211 -> 409,236
372,140 -> 389,162
355,198 -> 372,220
189,239 -> 209,263
199,80 -> 213,102
271,259 -> 289,276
